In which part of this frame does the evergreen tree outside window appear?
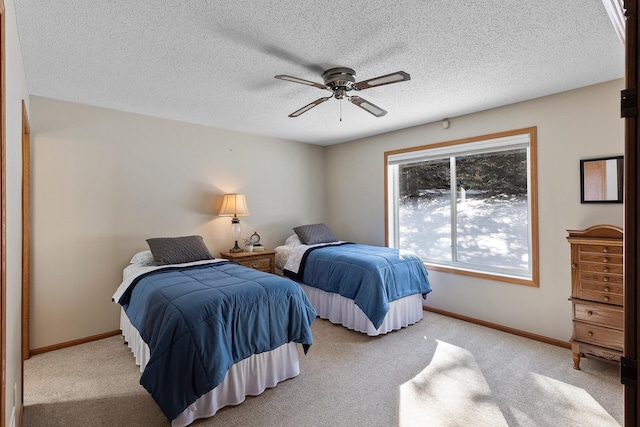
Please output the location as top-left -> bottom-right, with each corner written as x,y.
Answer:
385,128 -> 539,286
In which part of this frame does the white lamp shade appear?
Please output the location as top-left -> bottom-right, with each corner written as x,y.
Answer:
218,194 -> 250,217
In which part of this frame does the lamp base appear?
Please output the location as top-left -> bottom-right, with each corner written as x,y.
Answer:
229,241 -> 243,253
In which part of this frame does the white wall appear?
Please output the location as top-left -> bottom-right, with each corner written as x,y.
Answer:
5,0 -> 29,425
324,79 -> 624,342
30,96 -> 326,349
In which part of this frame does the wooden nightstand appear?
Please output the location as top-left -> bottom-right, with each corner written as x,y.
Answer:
219,249 -> 276,274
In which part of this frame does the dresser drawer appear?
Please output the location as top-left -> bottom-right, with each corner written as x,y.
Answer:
578,253 -> 623,265
579,280 -> 622,296
573,302 -> 623,330
577,289 -> 623,306
237,257 -> 272,272
573,321 -> 623,351
579,271 -> 623,285
579,263 -> 623,275
578,244 -> 623,255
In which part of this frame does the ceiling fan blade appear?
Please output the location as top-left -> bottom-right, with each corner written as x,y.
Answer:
289,97 -> 332,118
275,75 -> 327,90
349,96 -> 388,117
353,71 -> 411,90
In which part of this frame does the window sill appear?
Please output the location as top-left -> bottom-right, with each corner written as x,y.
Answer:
425,263 -> 539,287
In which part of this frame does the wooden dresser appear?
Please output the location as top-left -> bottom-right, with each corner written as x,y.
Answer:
567,224 -> 623,370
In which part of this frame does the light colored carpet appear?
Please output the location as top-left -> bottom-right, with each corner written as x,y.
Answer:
23,311 -> 623,426
399,340 -> 509,427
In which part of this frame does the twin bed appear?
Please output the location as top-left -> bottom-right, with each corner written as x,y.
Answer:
276,224 -> 431,336
112,236 -> 316,426
113,228 -> 431,425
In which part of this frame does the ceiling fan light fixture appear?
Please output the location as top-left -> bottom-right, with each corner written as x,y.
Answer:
334,88 -> 347,99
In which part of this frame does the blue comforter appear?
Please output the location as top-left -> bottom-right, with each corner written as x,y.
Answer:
284,243 -> 431,329
117,261 -> 316,421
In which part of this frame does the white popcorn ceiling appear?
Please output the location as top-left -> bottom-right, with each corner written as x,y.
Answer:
14,0 -> 624,146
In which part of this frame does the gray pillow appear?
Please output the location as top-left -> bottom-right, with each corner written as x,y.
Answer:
293,223 -> 338,245
146,235 -> 213,265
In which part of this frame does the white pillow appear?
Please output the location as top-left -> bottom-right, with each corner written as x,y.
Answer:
284,234 -> 302,246
130,250 -> 155,266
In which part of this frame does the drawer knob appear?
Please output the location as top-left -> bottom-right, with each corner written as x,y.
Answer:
252,263 -> 259,268
587,331 -> 594,337
603,257 -> 609,263
571,263 -> 577,269
604,286 -> 610,292
603,296 -> 610,302
603,277 -> 609,282
603,267 -> 609,273
587,310 -> 594,316
603,247 -> 609,253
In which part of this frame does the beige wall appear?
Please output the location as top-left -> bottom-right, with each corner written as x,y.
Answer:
325,79 -> 624,342
29,80 -> 624,349
29,96 -> 326,349
5,0 -> 30,424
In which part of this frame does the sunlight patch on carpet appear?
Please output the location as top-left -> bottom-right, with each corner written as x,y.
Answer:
399,340 -> 508,427
505,372 -> 620,427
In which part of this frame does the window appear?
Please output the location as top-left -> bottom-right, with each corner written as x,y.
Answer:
385,128 -> 538,286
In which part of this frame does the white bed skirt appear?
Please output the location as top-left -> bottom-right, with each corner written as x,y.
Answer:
298,284 -> 424,336
119,310 -> 300,426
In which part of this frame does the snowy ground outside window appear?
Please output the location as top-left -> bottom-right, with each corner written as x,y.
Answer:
399,193 -> 529,272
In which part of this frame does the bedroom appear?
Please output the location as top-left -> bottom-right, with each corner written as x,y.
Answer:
1,1 -> 634,426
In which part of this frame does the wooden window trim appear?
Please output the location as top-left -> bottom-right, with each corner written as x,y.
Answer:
384,127 -> 539,287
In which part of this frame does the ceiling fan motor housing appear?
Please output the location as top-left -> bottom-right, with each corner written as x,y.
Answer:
322,67 -> 356,98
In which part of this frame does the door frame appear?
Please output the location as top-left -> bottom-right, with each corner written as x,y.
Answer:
624,1 -> 639,425
22,100 -> 30,363
0,0 -> 6,424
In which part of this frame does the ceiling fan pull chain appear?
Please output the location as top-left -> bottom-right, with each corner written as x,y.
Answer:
340,98 -> 342,122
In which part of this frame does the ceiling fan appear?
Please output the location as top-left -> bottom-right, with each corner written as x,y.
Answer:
274,67 -> 411,118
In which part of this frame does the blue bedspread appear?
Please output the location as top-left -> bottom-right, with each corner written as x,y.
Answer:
284,243 -> 431,329
117,261 -> 316,421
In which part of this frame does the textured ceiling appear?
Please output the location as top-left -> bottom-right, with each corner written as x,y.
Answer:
14,1 -> 624,146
